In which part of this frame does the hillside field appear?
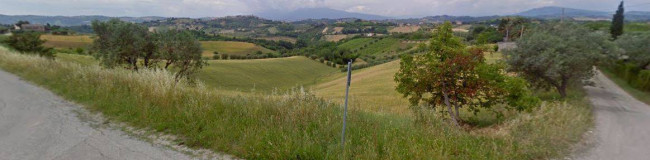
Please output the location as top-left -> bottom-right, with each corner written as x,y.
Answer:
197,56 -> 338,91
41,34 -> 93,49
200,41 -> 276,57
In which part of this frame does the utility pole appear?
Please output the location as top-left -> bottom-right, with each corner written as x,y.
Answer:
341,60 -> 352,158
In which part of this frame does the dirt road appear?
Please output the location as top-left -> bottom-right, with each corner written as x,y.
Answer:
577,70 -> 650,159
0,69 -> 192,160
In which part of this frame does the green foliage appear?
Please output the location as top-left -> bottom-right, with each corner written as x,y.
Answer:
611,1 -> 625,39
505,22 -> 616,98
92,19 -> 153,69
609,62 -> 650,91
4,31 -> 54,58
154,29 -> 206,79
92,19 -> 205,79
476,29 -> 503,44
498,17 -> 529,42
395,22 -> 538,125
615,33 -> 650,69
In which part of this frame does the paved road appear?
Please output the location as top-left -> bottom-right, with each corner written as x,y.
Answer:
0,69 -> 192,160
578,70 -> 650,159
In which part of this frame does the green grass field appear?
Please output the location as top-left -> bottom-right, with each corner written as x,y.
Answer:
0,47 -> 593,159
200,41 -> 276,57
51,53 -> 337,92
198,56 -> 338,91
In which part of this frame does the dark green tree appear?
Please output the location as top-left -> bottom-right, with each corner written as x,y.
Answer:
505,22 -> 617,98
91,19 -> 152,70
154,30 -> 205,80
4,32 -> 54,58
611,1 -> 624,39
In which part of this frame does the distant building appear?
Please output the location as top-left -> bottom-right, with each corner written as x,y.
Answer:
20,24 -> 45,32
454,21 -> 463,25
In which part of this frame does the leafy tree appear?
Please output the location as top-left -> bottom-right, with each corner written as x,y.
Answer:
476,29 -> 503,44
154,30 -> 205,80
498,17 -> 528,42
616,33 -> 650,69
91,19 -> 153,70
611,1 -> 625,39
395,22 -> 538,125
4,31 -> 54,58
505,22 -> 616,98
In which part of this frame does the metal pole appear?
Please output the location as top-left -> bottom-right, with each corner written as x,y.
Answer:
341,61 -> 352,157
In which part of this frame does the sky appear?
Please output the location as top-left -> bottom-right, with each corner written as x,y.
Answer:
0,0 -> 649,18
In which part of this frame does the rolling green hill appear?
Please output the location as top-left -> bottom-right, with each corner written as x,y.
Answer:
200,41 -> 277,57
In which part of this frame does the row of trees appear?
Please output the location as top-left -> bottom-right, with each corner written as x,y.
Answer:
91,19 -> 205,79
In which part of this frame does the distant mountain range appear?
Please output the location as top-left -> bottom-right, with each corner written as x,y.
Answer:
1,6 -> 649,27
515,6 -> 650,21
256,8 -> 391,21
0,15 -> 165,26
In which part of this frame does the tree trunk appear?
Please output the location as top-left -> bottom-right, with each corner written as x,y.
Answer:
454,103 -> 460,121
556,78 -> 569,98
442,88 -> 459,126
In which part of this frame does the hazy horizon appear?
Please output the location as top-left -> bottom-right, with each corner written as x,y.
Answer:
1,0 -> 649,18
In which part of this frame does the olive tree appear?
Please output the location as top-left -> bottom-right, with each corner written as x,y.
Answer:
154,30 -> 205,80
395,22 -> 539,126
92,19 -> 205,79
616,33 -> 650,69
91,19 -> 155,70
505,22 -> 616,98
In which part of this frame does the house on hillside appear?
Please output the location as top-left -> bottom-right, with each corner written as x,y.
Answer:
20,24 -> 45,32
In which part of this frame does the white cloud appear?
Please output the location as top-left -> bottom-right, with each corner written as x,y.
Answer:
0,0 -> 647,18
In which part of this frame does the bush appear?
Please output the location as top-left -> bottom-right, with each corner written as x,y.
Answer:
636,70 -> 650,90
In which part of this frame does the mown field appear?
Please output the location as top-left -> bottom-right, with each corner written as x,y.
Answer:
0,46 -> 593,159
197,56 -> 338,91
41,34 -> 93,49
200,41 -> 276,57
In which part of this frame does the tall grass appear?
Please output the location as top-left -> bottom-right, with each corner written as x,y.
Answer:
0,47 -> 592,159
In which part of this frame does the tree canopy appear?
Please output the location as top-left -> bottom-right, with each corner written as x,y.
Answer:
611,1 -> 625,39
505,22 -> 616,98
395,22 -> 539,125
4,31 -> 54,58
616,33 -> 650,69
91,19 -> 205,79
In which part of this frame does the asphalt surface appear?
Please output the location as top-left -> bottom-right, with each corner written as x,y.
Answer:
0,69 -> 192,160
578,70 -> 650,160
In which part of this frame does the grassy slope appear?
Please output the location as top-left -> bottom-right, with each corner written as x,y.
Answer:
601,69 -> 650,105
200,41 -> 276,57
41,35 -> 93,49
0,47 -> 593,159
315,52 -> 505,114
52,53 -> 337,92
338,38 -> 374,50
314,60 -> 410,114
198,56 -> 338,91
